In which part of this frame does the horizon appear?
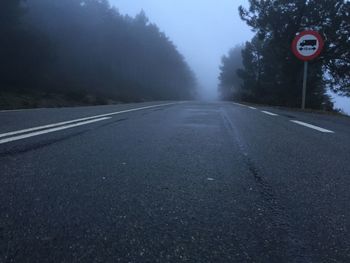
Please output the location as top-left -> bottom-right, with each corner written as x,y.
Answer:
110,0 -> 350,114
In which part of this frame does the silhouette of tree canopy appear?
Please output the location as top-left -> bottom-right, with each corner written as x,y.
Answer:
0,0 -> 196,108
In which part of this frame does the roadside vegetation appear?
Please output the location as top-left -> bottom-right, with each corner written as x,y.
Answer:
0,0 -> 197,109
219,0 -> 350,111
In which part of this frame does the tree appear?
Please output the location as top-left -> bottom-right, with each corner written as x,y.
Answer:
235,37 -> 266,102
218,45 -> 244,100
233,0 -> 349,109
316,1 -> 350,96
1,0 -> 197,108
0,0 -> 25,91
0,0 -> 53,98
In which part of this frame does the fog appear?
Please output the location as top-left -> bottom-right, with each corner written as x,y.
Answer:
110,0 -> 253,100
1,0 -> 197,108
110,0 -> 350,113
1,0 -> 349,113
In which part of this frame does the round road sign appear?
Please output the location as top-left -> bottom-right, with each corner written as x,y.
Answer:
292,30 -> 324,61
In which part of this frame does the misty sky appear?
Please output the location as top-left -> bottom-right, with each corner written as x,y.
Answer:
110,0 -> 350,114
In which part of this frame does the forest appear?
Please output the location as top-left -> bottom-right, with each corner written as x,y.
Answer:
0,0 -> 197,109
219,0 -> 350,111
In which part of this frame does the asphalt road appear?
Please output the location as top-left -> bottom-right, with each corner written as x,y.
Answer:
1,101 -> 349,262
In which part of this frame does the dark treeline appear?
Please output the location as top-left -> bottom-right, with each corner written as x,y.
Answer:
218,45 -> 244,102
219,0 -> 350,110
0,0 -> 196,108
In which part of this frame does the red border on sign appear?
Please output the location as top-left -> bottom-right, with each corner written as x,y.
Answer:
292,30 -> 324,61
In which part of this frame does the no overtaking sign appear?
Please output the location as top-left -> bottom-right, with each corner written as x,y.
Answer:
292,30 -> 324,61
292,30 -> 324,109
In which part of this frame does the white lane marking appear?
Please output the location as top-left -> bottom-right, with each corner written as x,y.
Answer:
261,111 -> 279,116
0,102 -> 177,139
0,117 -> 111,145
249,106 -> 257,110
290,120 -> 334,133
233,102 -> 246,107
0,109 -> 22,113
0,108 -> 52,113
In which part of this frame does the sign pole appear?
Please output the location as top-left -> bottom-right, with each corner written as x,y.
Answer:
302,61 -> 308,110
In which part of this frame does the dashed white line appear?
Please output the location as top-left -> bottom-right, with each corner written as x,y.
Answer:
261,111 -> 278,116
0,117 -> 111,145
0,102 -> 178,139
249,106 -> 257,110
290,120 -> 334,133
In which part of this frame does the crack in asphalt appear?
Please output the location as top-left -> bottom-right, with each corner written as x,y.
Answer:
220,107 -> 314,263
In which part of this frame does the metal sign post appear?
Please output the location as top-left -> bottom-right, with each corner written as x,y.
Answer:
292,30 -> 324,109
302,61 -> 308,110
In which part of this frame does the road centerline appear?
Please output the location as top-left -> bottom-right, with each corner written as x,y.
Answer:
290,120 -> 334,133
261,111 -> 279,116
233,102 -> 246,107
0,117 -> 111,145
0,102 -> 178,139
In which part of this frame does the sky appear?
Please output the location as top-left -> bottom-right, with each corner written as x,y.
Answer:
109,0 -> 350,114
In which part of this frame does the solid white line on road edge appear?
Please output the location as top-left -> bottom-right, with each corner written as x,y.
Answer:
249,106 -> 257,110
261,111 -> 279,116
290,120 -> 334,133
0,102 -> 178,139
0,117 -> 111,145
